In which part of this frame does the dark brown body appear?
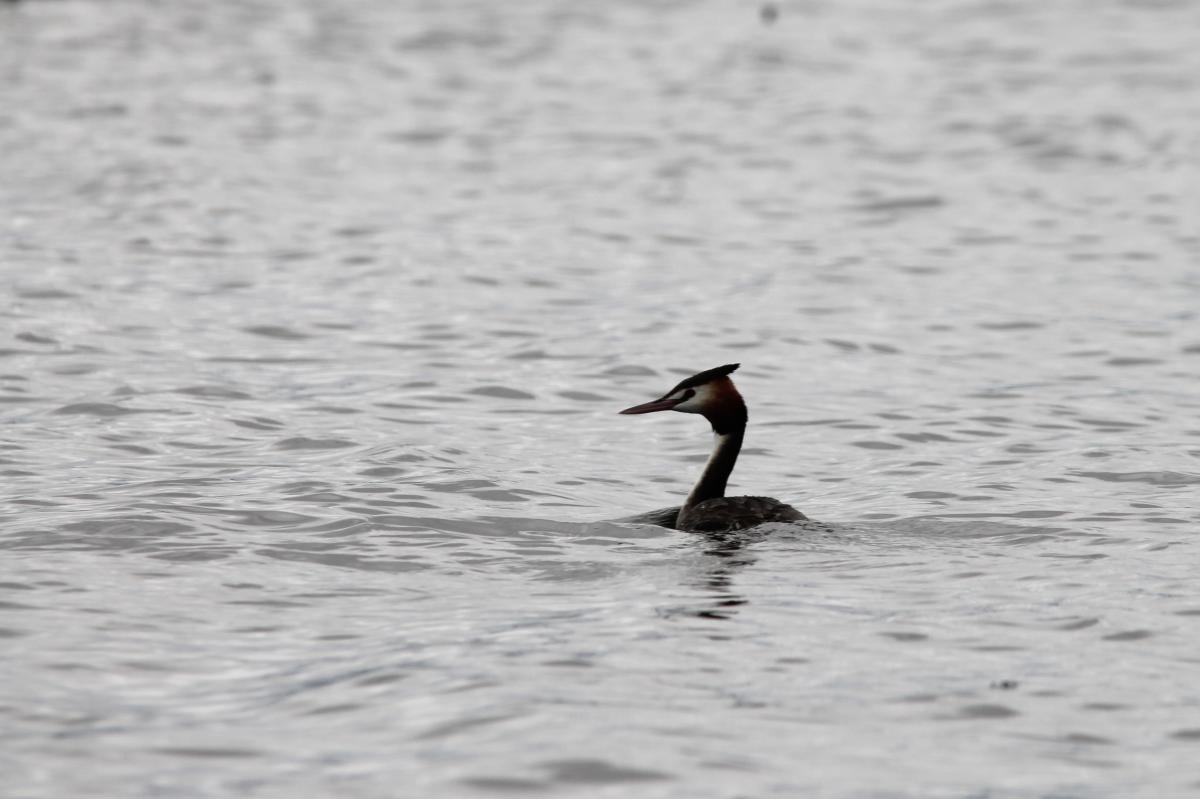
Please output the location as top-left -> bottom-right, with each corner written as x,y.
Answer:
677,496 -> 805,533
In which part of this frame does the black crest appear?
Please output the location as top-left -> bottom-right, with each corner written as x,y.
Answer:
666,363 -> 740,395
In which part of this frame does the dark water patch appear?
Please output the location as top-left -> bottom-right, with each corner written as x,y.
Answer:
850,195 -> 945,214
4,518 -> 196,552
880,631 -> 928,642
225,598 -> 310,608
175,385 -> 253,400
572,227 -> 633,244
509,348 -> 574,360
307,405 -> 361,415
762,418 -> 854,428
303,703 -> 362,716
364,340 -> 437,351
469,489 -> 531,502
601,365 -> 656,377
542,658 -> 593,668
52,402 -> 143,417
274,437 -> 356,450
468,386 -> 536,400
977,321 -> 1044,330
950,703 -> 1019,720
150,547 -> 235,562
416,713 -> 516,741
1169,729 -> 1200,741
15,332 -> 58,345
654,233 -> 704,247
870,518 -> 1071,543
1102,629 -> 1154,642
230,626 -> 284,635
290,515 -> 369,535
419,330 -> 465,342
355,672 -> 408,688
387,127 -> 453,145
229,416 -> 284,430
0,600 -> 42,611
1105,356 -> 1163,367
226,510 -> 319,527
461,777 -> 549,793
1054,617 -> 1100,631
107,443 -> 156,455
968,391 -> 1026,400
916,506 -> 1070,520
896,693 -> 940,704
15,287 -> 77,300
154,747 -> 265,759
359,466 -> 417,478
464,274 -> 501,287
206,356 -> 327,364
1061,733 -> 1114,745
421,478 -> 499,494
556,390 -> 609,401
0,394 -> 48,405
255,548 -> 428,573
398,27 -> 506,53
38,355 -> 110,376
956,428 -> 1006,438
538,759 -> 672,785
896,432 -> 958,443
242,325 -> 311,340
271,250 -> 317,263
1075,417 -> 1142,429
413,394 -> 470,404
1073,470 -> 1200,485
364,499 -> 438,510
286,485 -> 351,502
970,645 -> 1026,652
331,225 -> 379,239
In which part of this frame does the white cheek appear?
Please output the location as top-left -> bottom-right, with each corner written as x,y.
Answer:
672,385 -> 713,413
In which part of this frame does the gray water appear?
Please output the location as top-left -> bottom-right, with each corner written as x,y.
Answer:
3,0 -> 1200,796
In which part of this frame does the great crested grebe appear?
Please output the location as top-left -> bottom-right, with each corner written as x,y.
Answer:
620,363 -> 805,533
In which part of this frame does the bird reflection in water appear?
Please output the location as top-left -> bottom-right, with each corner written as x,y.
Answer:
689,529 -> 770,621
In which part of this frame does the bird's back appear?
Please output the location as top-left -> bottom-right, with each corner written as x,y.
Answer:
677,496 -> 805,533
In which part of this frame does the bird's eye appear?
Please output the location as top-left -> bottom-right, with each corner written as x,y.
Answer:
683,389 -> 696,400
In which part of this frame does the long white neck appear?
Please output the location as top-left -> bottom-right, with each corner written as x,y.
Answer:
684,426 -> 745,510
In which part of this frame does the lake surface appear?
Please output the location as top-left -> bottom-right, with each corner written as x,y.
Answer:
3,0 -> 1200,796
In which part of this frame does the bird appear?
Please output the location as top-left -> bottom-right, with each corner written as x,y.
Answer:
619,363 -> 805,533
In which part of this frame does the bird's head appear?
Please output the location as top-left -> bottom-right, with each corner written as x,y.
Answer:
619,363 -> 747,433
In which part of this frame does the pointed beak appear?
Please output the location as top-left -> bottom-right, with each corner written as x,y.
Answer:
619,396 -> 683,414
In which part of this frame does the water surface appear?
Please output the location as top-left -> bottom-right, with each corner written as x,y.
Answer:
3,0 -> 1200,796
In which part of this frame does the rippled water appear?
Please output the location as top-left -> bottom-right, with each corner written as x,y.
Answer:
4,0 -> 1200,796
